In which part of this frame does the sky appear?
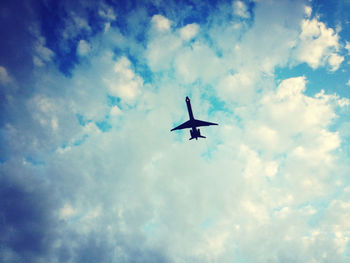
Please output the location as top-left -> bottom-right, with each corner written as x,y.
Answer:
1,0 -> 350,262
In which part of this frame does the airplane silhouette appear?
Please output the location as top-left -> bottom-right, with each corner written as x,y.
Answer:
171,96 -> 218,140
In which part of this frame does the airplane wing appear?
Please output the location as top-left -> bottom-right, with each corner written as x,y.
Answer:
192,119 -> 218,127
171,119 -> 218,131
171,120 -> 192,131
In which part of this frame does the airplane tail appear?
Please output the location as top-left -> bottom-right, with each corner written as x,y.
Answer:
197,128 -> 206,139
189,128 -> 206,140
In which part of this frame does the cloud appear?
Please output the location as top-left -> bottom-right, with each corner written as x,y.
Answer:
233,0 -> 250,18
0,66 -> 12,84
216,71 -> 256,103
29,25 -> 55,67
328,53 -> 344,71
0,170 -> 59,263
294,17 -> 343,70
345,41 -> 350,54
77,39 -> 91,56
29,94 -> 61,131
105,56 -> 143,102
62,12 -> 91,40
145,27 -> 182,71
174,42 -> 223,84
98,4 -> 116,21
179,23 -> 199,41
110,105 -> 122,116
151,14 -> 172,32
304,5 -> 312,17
1,0 -> 350,262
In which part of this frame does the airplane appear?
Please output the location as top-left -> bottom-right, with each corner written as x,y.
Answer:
171,96 -> 218,140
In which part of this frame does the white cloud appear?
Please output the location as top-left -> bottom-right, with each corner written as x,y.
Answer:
151,14 -> 171,31
328,53 -> 344,71
34,38 -> 54,62
248,76 -> 345,164
233,0 -> 250,18
110,105 -> 122,116
346,41 -> 350,54
347,79 -> 350,86
0,66 -> 12,84
265,161 -> 278,178
174,42 -> 223,84
216,71 -> 255,103
98,5 -> 116,21
304,5 -> 312,17
295,18 -> 342,70
270,77 -> 337,130
77,39 -> 91,56
33,56 -> 44,67
30,95 -> 60,131
59,203 -> 75,219
62,12 -> 91,40
104,56 -> 143,102
29,26 -> 54,67
179,23 -> 199,41
146,31 -> 182,72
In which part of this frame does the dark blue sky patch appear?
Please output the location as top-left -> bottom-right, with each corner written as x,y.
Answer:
37,0 -> 106,76
311,0 -> 348,29
0,0 -> 38,93
56,46 -> 80,77
37,1 -> 78,76
0,173 -> 58,262
0,89 -> 7,127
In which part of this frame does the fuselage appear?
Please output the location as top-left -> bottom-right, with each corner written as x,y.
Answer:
186,97 -> 204,140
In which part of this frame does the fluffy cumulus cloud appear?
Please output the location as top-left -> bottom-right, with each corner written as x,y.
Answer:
105,56 -> 143,102
294,15 -> 343,71
179,23 -> 200,41
151,14 -> 172,32
1,0 -> 350,262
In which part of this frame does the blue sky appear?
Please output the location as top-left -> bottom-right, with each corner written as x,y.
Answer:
1,0 -> 350,262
